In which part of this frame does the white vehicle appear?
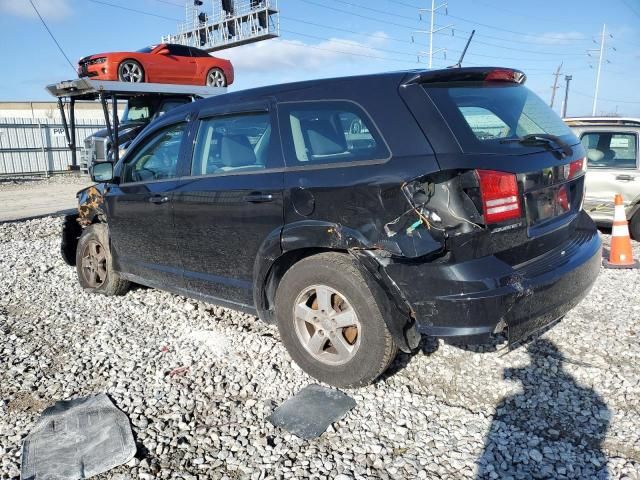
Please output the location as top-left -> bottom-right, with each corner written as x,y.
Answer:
565,117 -> 640,239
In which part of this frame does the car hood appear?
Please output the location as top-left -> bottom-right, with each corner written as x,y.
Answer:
79,52 -> 137,62
87,123 -> 146,141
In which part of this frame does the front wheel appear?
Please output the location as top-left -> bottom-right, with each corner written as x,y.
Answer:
206,68 -> 227,87
275,253 -> 397,388
118,60 -> 145,83
76,224 -> 130,296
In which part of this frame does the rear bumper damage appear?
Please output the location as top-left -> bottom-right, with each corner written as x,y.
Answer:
378,212 -> 602,345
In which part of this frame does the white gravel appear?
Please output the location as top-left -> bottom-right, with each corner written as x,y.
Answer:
1,216 -> 639,479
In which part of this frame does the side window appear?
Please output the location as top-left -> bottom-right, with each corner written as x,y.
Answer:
123,123 -> 186,183
167,45 -> 192,57
191,113 -> 271,176
581,132 -> 638,169
281,101 -> 388,165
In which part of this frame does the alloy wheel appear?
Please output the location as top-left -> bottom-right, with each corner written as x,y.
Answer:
293,285 -> 361,366
120,62 -> 143,83
80,240 -> 107,288
207,69 -> 227,87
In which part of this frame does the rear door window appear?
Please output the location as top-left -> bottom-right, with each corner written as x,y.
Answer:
191,113 -> 272,176
279,101 -> 389,166
424,83 -> 577,154
580,132 -> 638,169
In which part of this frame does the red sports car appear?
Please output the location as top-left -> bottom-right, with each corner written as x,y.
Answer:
77,44 -> 234,87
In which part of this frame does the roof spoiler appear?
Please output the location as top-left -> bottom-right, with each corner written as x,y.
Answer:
402,67 -> 526,86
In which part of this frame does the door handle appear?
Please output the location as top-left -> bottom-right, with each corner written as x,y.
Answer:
149,195 -> 170,204
615,174 -> 635,181
244,192 -> 274,203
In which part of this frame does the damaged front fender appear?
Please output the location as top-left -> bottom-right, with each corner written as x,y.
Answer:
77,183 -> 109,226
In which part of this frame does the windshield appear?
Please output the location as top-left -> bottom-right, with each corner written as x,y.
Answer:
122,103 -> 152,123
424,83 -> 576,153
136,45 -> 156,53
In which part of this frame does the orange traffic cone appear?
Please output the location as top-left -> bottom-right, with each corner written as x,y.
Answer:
603,194 -> 639,269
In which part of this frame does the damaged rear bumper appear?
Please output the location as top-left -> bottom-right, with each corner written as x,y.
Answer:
383,213 -> 602,345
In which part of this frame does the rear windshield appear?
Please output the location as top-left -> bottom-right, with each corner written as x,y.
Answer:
424,83 -> 577,154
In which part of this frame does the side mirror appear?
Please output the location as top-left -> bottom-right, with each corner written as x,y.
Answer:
157,48 -> 170,56
91,162 -> 114,183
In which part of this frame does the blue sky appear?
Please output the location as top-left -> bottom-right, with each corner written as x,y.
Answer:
1,0 -> 640,116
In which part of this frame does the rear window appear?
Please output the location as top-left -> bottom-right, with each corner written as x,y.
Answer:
424,83 -> 577,153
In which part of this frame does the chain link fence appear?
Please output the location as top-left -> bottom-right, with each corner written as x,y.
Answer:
0,118 -> 105,176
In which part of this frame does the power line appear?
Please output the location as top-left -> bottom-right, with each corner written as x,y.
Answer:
280,29 -> 416,57
86,0 -> 180,21
572,89 -> 640,104
29,0 -> 76,73
281,15 -> 414,45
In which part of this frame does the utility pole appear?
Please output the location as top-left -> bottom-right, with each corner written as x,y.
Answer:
549,62 -> 563,109
589,24 -> 607,116
562,75 -> 572,118
414,0 -> 453,68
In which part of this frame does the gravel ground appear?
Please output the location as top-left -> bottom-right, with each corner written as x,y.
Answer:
1,217 -> 639,480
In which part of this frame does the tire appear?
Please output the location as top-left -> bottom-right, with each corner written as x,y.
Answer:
205,68 -> 227,87
118,60 -> 145,83
630,212 -> 640,241
75,224 -> 130,296
275,252 -> 398,388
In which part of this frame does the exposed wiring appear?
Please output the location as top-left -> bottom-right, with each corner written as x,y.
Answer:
29,0 -> 76,73
443,184 -> 484,230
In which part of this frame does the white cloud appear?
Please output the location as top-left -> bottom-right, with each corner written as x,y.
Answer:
535,32 -> 586,45
0,0 -> 72,20
223,32 -> 393,73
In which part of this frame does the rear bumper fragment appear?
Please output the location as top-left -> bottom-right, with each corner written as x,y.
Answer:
383,212 -> 601,344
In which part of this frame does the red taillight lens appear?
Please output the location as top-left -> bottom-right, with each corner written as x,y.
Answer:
484,69 -> 525,83
568,157 -> 586,179
476,170 -> 522,223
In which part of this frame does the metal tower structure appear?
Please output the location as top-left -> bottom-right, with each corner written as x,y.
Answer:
413,0 -> 453,69
587,24 -> 614,116
162,0 -> 280,53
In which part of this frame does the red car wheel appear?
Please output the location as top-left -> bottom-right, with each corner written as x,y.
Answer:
206,68 -> 227,87
118,60 -> 145,83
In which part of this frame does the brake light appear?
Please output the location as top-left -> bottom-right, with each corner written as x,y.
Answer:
568,157 -> 586,179
484,69 -> 526,83
476,170 -> 522,223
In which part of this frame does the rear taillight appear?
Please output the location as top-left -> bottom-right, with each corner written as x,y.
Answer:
476,170 -> 522,223
568,157 -> 586,179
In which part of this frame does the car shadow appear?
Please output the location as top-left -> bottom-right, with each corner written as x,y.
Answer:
476,338 -> 610,479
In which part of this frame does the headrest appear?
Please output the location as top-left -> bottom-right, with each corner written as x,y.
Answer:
220,135 -> 256,167
586,148 -> 604,162
303,118 -> 347,156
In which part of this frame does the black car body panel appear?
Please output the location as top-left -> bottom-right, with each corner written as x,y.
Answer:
67,68 -> 601,352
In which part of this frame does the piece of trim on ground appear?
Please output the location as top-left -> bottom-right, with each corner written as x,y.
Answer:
267,384 -> 356,440
21,394 -> 136,480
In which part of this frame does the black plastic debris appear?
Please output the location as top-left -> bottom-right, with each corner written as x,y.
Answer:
21,394 -> 136,480
267,384 -> 356,440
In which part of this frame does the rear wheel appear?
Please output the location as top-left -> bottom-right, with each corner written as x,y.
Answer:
118,60 -> 144,83
275,253 -> 397,388
630,211 -> 640,241
206,68 -> 227,87
76,224 -> 130,296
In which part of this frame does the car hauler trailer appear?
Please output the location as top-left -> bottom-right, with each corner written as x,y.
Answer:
45,78 -> 226,171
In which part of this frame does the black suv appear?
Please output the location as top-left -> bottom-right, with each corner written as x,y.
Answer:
62,68 -> 601,387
